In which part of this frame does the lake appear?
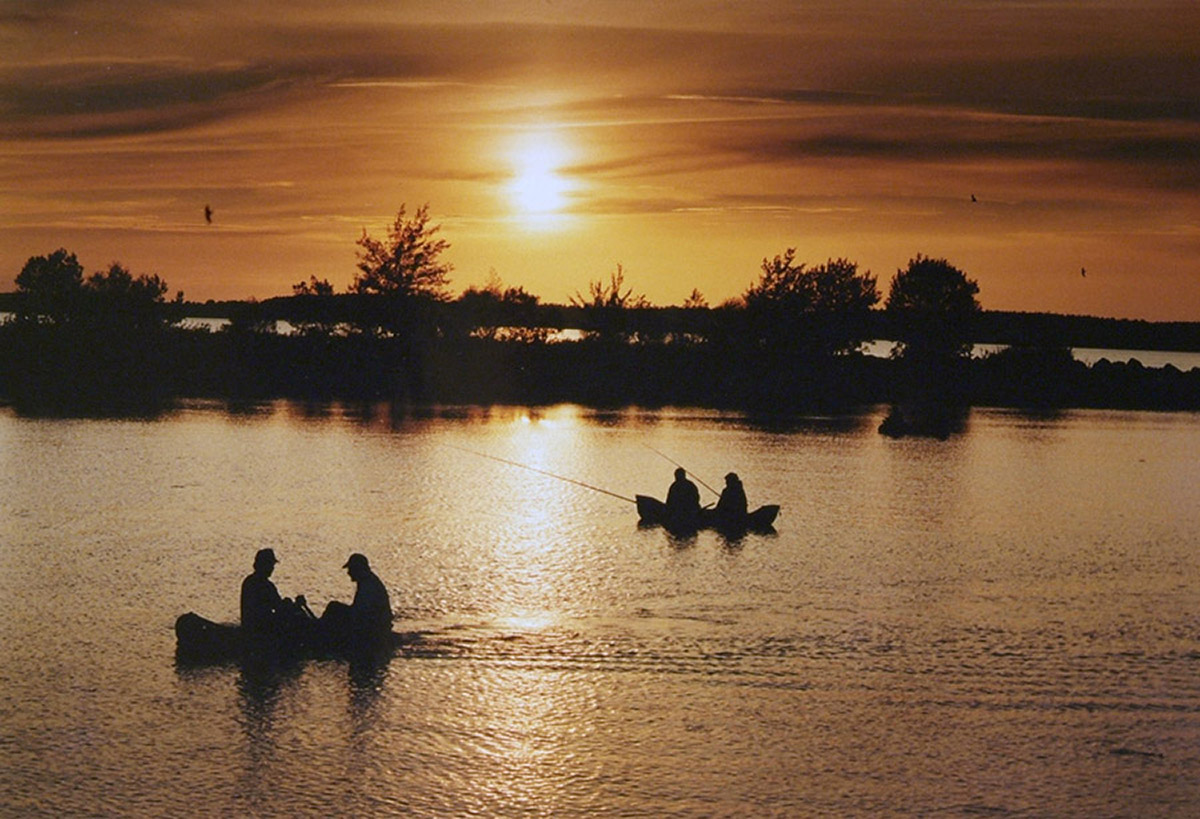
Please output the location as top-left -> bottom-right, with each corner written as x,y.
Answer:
2,401 -> 1199,817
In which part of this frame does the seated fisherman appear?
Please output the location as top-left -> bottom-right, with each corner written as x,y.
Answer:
320,553 -> 393,649
667,463 -> 700,525
240,548 -> 311,638
715,472 -> 748,521
665,467 -> 701,521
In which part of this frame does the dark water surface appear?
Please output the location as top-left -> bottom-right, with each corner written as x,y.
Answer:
2,402 -> 1199,817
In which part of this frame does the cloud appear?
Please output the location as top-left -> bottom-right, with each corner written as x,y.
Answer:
4,1 -> 1198,317
8,1 -> 1197,145
763,126 -> 1200,167
633,99 -> 1200,194
0,59 -> 299,139
0,19 -> 739,139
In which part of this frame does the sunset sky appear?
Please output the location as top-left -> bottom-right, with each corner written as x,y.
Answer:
3,1 -> 1198,320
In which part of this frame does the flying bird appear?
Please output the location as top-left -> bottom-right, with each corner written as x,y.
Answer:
970,194 -> 977,203
204,204 -> 213,224
1081,267 -> 1086,277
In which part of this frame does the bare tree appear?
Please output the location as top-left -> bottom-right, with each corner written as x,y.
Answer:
571,264 -> 649,310
570,264 -> 650,342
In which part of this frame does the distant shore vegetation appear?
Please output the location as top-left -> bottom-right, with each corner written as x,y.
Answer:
2,205 -> 1198,424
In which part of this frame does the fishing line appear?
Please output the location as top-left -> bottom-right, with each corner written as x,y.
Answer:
445,443 -> 637,504
641,443 -> 721,497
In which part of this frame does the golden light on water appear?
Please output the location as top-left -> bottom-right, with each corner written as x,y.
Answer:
496,611 -> 559,632
499,409 -> 575,557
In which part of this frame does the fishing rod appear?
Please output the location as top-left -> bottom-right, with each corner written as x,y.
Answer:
641,443 -> 721,497
446,443 -> 637,504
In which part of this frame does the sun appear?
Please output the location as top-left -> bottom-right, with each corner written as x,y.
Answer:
506,130 -> 574,228
512,161 -> 567,214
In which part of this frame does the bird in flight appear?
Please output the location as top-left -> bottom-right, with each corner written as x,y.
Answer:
204,204 -> 213,224
1081,267 -> 1086,277
970,194 -> 977,203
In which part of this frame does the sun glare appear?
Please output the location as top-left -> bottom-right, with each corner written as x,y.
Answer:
507,131 -> 574,228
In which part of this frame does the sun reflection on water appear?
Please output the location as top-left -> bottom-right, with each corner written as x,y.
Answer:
475,405 -> 598,610
464,665 -> 602,814
495,610 -> 559,632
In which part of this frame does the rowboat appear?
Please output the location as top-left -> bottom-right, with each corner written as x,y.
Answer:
635,495 -> 779,535
174,611 -> 422,665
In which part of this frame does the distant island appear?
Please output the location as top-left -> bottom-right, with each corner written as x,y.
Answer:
2,291 -> 1197,418
2,237 -> 1197,420
173,297 -> 1200,354
3,291 -> 1199,352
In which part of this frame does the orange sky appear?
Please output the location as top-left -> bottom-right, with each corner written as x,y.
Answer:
3,1 -> 1198,320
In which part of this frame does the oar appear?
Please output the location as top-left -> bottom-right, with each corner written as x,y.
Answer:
641,443 -> 721,498
446,443 -> 637,504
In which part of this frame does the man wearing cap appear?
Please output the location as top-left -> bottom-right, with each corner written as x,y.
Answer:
320,553 -> 393,648
240,548 -> 309,637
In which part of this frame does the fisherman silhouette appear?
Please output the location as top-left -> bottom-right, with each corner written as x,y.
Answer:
715,472 -> 748,521
320,553 -> 393,650
665,467 -> 701,520
240,548 -> 311,639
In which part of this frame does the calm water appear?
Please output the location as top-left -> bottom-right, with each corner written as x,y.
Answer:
2,402 -> 1199,817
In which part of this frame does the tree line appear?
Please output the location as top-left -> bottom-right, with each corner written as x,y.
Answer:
2,204 -> 1198,425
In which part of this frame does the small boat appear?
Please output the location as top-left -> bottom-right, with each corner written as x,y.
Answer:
174,611 -> 423,665
636,495 -> 704,535
636,495 -> 779,535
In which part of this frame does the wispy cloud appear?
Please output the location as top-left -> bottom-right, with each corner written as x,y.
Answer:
2,0 -> 1198,317
0,60 -> 297,139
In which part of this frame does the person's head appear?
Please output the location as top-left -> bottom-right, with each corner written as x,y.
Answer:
674,467 -> 687,481
725,472 -> 740,485
344,552 -> 370,581
253,548 -> 277,576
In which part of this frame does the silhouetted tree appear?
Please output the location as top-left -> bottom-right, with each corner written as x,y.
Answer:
682,288 -> 708,309
348,203 -> 453,350
742,250 -> 879,357
16,251 -> 179,330
82,263 -> 179,331
288,276 -> 339,335
293,276 -> 335,297
6,252 -> 180,412
352,203 -> 452,300
499,285 -> 538,309
571,264 -> 649,311
458,272 -> 544,341
570,264 -> 649,342
879,255 -> 981,436
885,254 -> 980,361
15,248 -> 85,323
